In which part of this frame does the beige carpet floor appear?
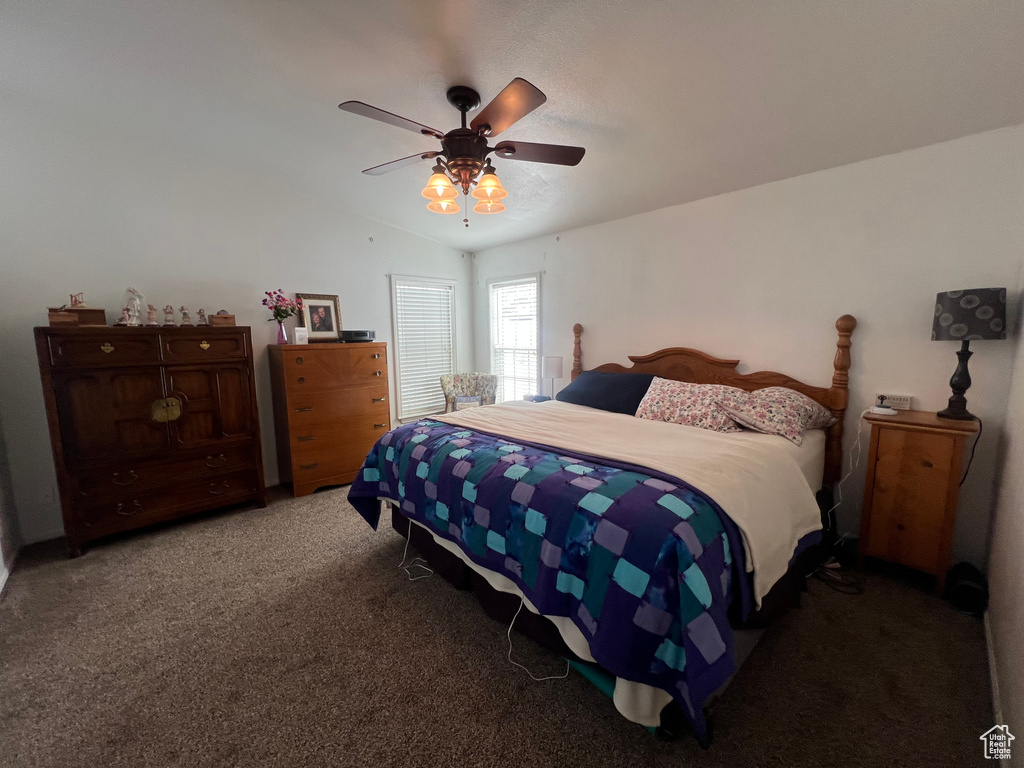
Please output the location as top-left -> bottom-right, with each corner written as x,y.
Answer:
0,487 -> 993,767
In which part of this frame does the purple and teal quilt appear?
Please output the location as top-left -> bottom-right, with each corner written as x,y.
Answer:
347,419 -> 744,741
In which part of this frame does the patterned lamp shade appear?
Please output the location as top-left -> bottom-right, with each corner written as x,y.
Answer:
932,288 -> 1007,341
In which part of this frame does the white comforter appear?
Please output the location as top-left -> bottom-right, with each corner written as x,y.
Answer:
437,400 -> 822,605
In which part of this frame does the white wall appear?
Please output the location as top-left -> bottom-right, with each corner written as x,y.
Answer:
472,125 -> 1024,568
988,260 -> 1024,734
0,95 -> 473,545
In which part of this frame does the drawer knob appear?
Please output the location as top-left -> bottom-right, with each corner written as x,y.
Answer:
295,356 -> 304,364
896,523 -> 906,531
205,454 -> 227,468
374,422 -> 387,429
374,370 -> 382,377
922,460 -> 933,468
112,470 -> 139,486
300,463 -> 319,471
199,341 -> 211,350
373,353 -> 381,359
116,500 -> 143,516
209,481 -> 231,496
295,406 -> 314,413
372,396 -> 386,402
100,342 -> 114,354
297,435 -> 315,442
298,377 -> 305,384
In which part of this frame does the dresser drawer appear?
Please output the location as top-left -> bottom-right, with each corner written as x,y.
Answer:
73,444 -> 255,498
47,333 -> 162,367
290,421 -> 390,476
78,470 -> 259,534
287,389 -> 390,427
161,331 -> 248,362
281,347 -> 388,391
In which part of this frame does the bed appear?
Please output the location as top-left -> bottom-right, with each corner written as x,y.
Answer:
347,315 -> 856,746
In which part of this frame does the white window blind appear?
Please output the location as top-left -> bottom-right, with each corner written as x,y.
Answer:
490,276 -> 538,402
391,276 -> 456,420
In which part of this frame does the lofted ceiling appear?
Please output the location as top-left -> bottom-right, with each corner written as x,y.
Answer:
3,0 -> 1023,252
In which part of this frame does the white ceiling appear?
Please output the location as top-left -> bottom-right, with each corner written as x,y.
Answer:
3,0 -> 1023,252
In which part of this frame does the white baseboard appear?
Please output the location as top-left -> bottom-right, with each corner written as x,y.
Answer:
984,610 -> 1004,724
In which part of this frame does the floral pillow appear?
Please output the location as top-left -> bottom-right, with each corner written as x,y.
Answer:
717,386 -> 835,445
634,378 -> 748,433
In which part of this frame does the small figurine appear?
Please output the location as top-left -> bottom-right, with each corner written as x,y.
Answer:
114,307 -> 130,326
163,304 -> 176,326
197,308 -> 209,326
180,306 -> 193,326
146,304 -> 159,326
124,288 -> 145,327
70,292 -> 85,308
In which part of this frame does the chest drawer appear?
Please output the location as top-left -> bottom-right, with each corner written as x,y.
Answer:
79,470 -> 258,534
161,331 -> 248,362
287,386 -> 389,426
47,333 -> 162,367
281,346 -> 388,391
73,443 -> 255,498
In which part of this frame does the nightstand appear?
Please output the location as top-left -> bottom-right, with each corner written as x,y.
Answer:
859,410 -> 979,591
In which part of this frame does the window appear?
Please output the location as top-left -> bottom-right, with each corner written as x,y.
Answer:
489,275 -> 539,402
390,276 -> 457,420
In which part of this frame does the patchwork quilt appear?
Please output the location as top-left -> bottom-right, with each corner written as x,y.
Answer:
347,419 -> 744,741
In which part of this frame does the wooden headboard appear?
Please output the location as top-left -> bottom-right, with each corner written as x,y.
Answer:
569,315 -> 857,487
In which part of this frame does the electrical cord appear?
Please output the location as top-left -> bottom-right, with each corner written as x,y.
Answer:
960,417 -> 983,487
397,530 -> 434,581
811,558 -> 864,595
507,598 -> 570,682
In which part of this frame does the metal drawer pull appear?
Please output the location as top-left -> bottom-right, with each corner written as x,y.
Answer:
295,356 -> 304,364
100,343 -> 115,354
115,500 -> 143,516
112,470 -> 139,486
374,370 -> 382,376
300,463 -> 319,470
374,422 -> 387,429
297,435 -> 315,442
372,396 -> 386,402
295,406 -> 314,412
373,353 -> 381,359
199,341 -> 211,350
209,481 -> 231,495
205,454 -> 227,468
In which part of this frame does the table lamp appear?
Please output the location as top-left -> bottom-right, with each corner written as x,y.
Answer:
541,356 -> 564,399
931,287 -> 1006,420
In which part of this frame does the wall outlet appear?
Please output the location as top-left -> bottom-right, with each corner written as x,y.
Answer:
875,393 -> 912,410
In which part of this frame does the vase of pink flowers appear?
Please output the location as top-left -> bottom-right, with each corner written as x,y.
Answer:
262,289 -> 303,344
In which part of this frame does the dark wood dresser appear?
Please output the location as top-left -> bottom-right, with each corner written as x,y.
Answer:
268,342 -> 390,497
35,326 -> 266,555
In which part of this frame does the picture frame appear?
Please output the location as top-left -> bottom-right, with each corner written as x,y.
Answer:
296,293 -> 342,342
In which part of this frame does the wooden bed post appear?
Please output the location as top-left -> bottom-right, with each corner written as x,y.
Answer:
824,315 -> 857,486
571,323 -> 583,381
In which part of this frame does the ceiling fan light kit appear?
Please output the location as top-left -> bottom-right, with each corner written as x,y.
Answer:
339,78 -> 584,227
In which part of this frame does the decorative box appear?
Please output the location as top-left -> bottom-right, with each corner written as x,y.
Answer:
48,307 -> 107,326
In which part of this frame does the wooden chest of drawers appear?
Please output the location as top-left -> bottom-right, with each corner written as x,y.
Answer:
268,343 -> 391,497
858,410 -> 979,591
35,326 -> 266,555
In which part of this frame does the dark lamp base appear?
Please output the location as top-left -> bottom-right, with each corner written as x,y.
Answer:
937,406 -> 976,421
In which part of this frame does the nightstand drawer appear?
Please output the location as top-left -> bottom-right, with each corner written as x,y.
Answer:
875,429 -> 955,480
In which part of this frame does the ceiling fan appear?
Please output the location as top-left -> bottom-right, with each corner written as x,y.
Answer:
338,78 -> 585,224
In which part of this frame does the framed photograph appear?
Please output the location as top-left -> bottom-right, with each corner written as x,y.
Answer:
296,293 -> 341,342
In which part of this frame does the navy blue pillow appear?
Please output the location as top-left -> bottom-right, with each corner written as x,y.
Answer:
555,371 -> 655,415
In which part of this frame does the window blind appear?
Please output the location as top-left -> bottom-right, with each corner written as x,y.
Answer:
490,277 -> 538,402
391,277 -> 456,420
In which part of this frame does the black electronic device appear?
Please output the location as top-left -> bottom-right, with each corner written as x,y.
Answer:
341,330 -> 376,343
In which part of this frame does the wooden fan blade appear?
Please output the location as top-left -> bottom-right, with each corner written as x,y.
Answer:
362,151 -> 441,176
492,141 -> 585,166
470,78 -> 546,137
339,101 -> 445,140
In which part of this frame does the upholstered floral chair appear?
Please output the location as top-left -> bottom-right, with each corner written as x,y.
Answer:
439,373 -> 499,413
